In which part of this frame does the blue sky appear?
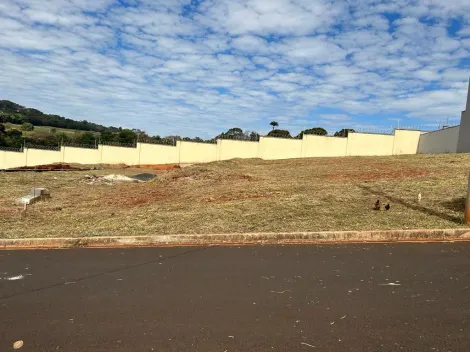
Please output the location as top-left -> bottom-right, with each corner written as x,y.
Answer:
0,0 -> 469,138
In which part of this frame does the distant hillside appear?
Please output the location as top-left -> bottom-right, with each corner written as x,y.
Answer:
0,100 -> 208,148
4,122 -> 100,138
0,100 -> 119,133
0,100 -> 283,150
0,100 -> 259,150
0,100 -> 145,148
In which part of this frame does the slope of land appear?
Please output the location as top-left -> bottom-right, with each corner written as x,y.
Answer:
1,153 -> 469,239
0,100 -> 112,132
4,123 -> 100,138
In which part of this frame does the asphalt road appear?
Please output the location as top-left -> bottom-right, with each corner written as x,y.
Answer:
1,243 -> 470,352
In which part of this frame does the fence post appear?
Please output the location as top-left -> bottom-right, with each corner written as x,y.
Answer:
465,171 -> 470,225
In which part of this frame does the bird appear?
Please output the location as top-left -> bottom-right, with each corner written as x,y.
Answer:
374,199 -> 381,211
385,204 -> 391,211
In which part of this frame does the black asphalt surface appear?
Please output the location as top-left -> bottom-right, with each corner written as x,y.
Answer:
1,243 -> 470,351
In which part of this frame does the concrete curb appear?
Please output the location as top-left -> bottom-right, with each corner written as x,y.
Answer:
1,228 -> 470,249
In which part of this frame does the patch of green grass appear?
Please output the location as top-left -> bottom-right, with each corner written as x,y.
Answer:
4,123 -> 100,138
0,153 -> 469,239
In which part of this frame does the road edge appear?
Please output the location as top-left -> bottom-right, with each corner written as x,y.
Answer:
1,228 -> 470,249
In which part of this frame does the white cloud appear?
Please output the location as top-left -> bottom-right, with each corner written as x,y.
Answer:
231,35 -> 270,53
279,37 -> 347,64
353,15 -> 390,30
458,27 -> 470,37
111,7 -> 200,37
197,0 -> 344,36
252,56 -> 283,69
413,68 -> 441,81
461,39 -> 470,48
261,80 -> 302,92
434,37 -> 460,52
318,114 -> 351,121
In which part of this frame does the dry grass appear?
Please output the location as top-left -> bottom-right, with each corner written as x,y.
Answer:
1,153 -> 469,239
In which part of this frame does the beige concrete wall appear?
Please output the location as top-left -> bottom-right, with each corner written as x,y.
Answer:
418,126 -> 460,154
178,141 -> 218,163
62,146 -> 101,165
346,133 -> 395,156
1,150 -> 27,169
457,110 -> 470,153
138,143 -> 179,165
3,127 -> 464,170
100,145 -> 140,165
301,135 -> 347,158
217,139 -> 259,161
26,148 -> 62,166
457,80 -> 470,153
392,129 -> 422,155
258,137 -> 302,160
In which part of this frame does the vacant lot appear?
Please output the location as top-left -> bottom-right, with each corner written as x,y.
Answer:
1,154 -> 469,239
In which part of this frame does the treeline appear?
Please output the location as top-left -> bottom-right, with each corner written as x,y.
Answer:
0,100 -> 211,148
0,125 -> 174,148
0,101 -> 356,149
0,123 -> 356,149
267,125 -> 355,139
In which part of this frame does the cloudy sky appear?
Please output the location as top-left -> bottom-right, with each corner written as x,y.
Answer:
0,0 -> 469,138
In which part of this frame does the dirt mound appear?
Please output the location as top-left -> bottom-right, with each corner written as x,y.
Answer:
14,164 -> 82,171
135,164 -> 180,171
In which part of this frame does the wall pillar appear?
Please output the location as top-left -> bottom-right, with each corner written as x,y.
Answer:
457,79 -> 470,153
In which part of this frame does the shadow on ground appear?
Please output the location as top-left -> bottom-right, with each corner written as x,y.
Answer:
441,197 -> 466,212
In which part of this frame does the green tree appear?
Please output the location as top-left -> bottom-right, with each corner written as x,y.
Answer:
297,127 -> 327,139
118,129 -> 137,144
270,121 -> 279,130
334,129 -> 355,137
225,127 -> 244,138
4,129 -> 24,147
43,135 -> 61,146
249,131 -> 260,141
0,100 -> 23,112
100,131 -> 116,142
162,137 -> 176,145
0,123 -> 6,146
21,122 -> 34,131
216,127 -> 245,140
74,132 -> 96,145
267,129 -> 292,138
165,135 -> 181,142
60,133 -> 71,144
